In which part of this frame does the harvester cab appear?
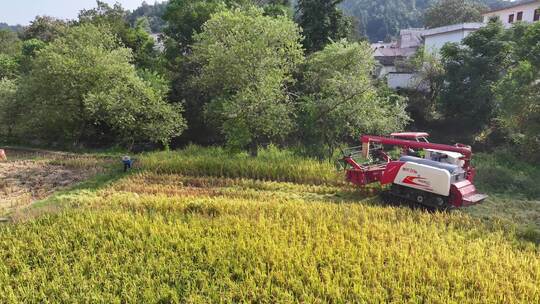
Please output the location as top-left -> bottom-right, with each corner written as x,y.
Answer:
341,133 -> 488,210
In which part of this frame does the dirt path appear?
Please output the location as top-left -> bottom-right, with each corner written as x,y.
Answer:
0,149 -> 108,215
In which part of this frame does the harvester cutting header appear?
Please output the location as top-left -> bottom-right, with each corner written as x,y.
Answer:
341,132 -> 487,210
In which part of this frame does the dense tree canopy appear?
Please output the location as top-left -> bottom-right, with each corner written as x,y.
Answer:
298,40 -> 409,158
1,0 -> 533,159
163,0 -> 251,56
0,30 -> 21,56
0,30 -> 21,79
78,1 -> 158,70
439,20 -> 511,129
424,0 -> 486,28
296,0 -> 354,52
128,1 -> 169,33
493,22 -> 540,160
20,16 -> 69,42
5,24 -> 185,147
190,8 -> 303,153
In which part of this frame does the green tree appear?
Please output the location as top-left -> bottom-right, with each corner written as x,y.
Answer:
0,30 -> 21,56
398,47 -> 445,123
190,8 -> 303,154
78,1 -> 159,70
439,20 -> 511,130
21,16 -> 69,42
296,0 -> 353,53
163,0 -> 281,146
163,0 -> 251,56
494,22 -> 540,161
0,30 -> 22,79
13,24 -> 185,147
257,0 -> 293,17
0,78 -> 18,138
0,55 -> 18,79
127,1 -> 169,33
298,40 -> 410,158
424,0 -> 486,28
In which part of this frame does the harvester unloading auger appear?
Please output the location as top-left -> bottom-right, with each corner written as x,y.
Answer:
340,132 -> 488,210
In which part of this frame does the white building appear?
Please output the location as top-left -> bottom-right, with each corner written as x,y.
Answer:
482,0 -> 540,28
423,23 -> 484,55
372,29 -> 424,89
373,1 -> 540,91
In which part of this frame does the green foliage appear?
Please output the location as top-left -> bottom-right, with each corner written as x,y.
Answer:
20,39 -> 46,57
0,30 -> 22,79
190,8 -> 304,153
296,0 -> 354,52
439,20 -> 511,130
163,0 -> 251,55
162,0 -> 256,145
437,20 -> 539,159
9,24 -> 185,147
20,16 -> 69,42
0,78 -> 18,138
493,22 -> 540,161
127,1 -> 169,33
474,151 -> 540,199
140,145 -> 342,184
262,0 -> 293,17
398,47 -> 445,123
298,40 -> 410,158
78,1 -> 159,70
0,29 -> 22,56
0,54 -> 19,79
424,0 -> 486,29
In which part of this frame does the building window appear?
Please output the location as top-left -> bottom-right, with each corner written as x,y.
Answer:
517,11 -> 523,21
508,13 -> 514,23
535,9 -> 540,21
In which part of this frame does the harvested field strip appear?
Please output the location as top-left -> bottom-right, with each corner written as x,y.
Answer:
0,149 -> 114,215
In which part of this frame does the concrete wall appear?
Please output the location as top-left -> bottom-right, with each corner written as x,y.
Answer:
483,2 -> 540,28
387,73 -> 416,90
377,65 -> 397,78
424,29 -> 477,55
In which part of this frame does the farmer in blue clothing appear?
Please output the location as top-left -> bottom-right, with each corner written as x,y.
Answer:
122,155 -> 133,172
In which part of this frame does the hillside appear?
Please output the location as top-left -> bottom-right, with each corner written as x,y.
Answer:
126,0 -> 511,41
341,0 -> 509,41
0,147 -> 538,302
0,22 -> 23,32
0,1 -> 518,40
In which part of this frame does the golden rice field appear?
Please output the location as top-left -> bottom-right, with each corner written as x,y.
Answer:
0,147 -> 539,303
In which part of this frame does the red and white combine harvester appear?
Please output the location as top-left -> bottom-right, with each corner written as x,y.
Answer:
341,132 -> 487,210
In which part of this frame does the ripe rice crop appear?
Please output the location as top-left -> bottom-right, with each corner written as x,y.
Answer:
139,145 -> 343,185
1,171 -> 539,303
0,148 -> 539,302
